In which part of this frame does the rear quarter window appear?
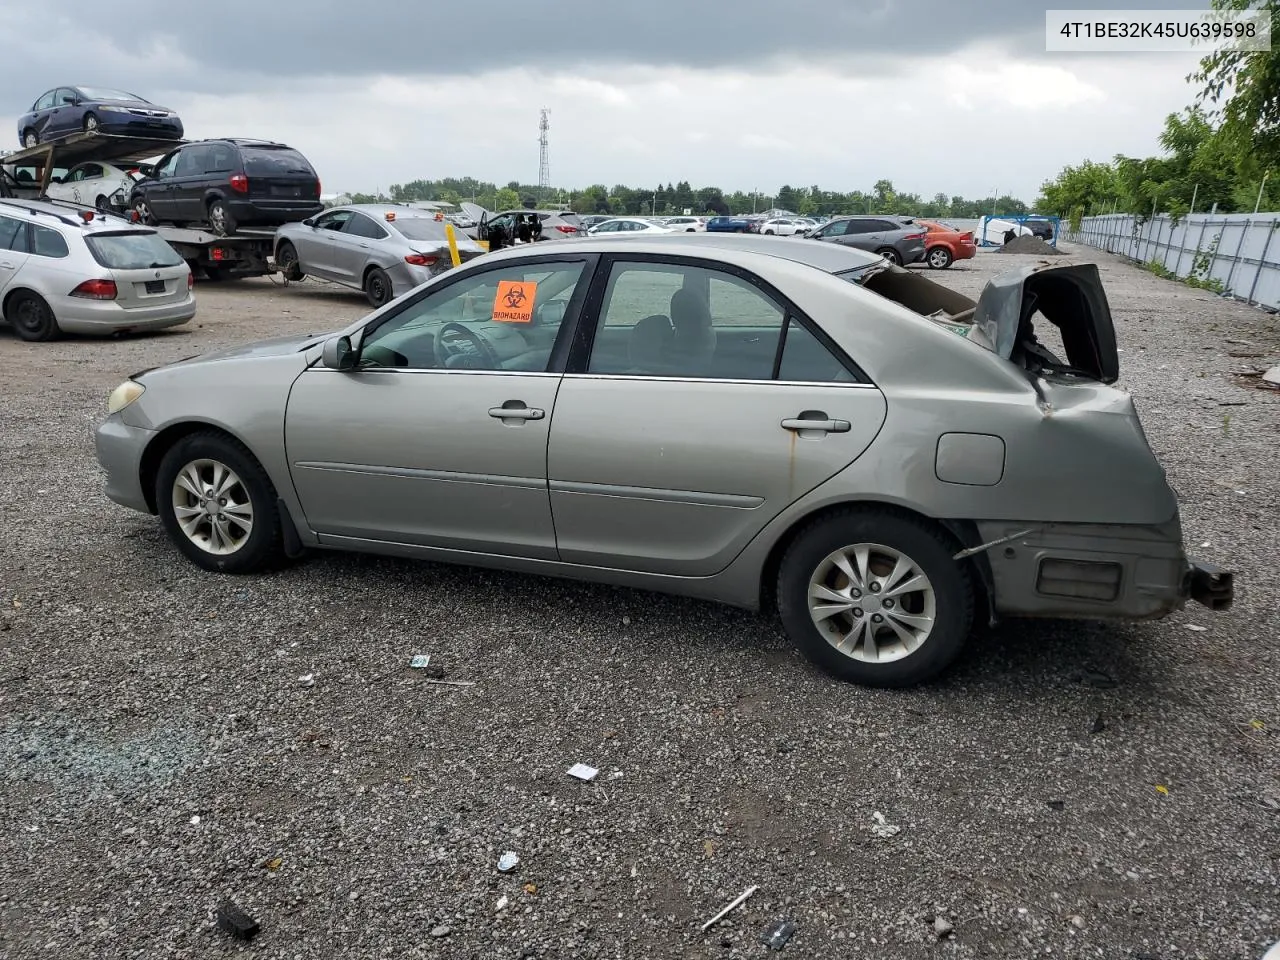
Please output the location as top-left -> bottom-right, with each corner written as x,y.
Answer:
30,225 -> 69,259
84,232 -> 184,269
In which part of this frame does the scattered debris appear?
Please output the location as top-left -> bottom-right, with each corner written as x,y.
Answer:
1155,784 -> 1169,795
263,857 -> 283,872
215,901 -> 260,941
998,235 -> 1064,256
1262,941 -> 1280,960
567,763 -> 599,782
1264,365 -> 1280,386
1091,714 -> 1108,735
703,840 -> 716,858
189,815 -> 201,826
497,851 -> 520,873
1079,668 -> 1118,689
869,811 -> 902,839
934,916 -> 955,939
496,895 -> 509,911
1184,624 -> 1208,632
421,678 -> 474,687
429,925 -> 452,938
409,654 -> 446,679
760,919 -> 797,950
297,673 -> 314,687
1250,719 -> 1265,730
700,884 -> 759,933
1069,915 -> 1086,929
1047,800 -> 1065,812
523,882 -> 538,896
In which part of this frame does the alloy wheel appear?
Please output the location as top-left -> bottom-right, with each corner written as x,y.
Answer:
171,458 -> 254,555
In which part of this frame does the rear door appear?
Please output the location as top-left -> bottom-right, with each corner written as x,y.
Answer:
839,219 -> 884,251
143,151 -> 182,221
0,214 -> 31,300
242,145 -> 318,209
546,255 -> 887,576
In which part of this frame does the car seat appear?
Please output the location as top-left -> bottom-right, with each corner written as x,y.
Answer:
667,287 -> 717,373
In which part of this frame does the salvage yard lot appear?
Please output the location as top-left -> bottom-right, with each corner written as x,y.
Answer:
1,248 -> 1278,959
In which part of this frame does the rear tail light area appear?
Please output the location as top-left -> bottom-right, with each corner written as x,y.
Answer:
555,224 -> 578,234
904,232 -> 926,241
405,253 -> 439,266
70,279 -> 118,300
187,270 -> 194,289
229,174 -> 249,194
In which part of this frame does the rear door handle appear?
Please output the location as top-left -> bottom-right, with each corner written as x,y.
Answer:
782,415 -> 850,434
489,403 -> 545,421
0,261 -> 13,269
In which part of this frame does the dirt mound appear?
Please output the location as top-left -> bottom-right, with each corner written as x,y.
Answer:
998,234 -> 1064,256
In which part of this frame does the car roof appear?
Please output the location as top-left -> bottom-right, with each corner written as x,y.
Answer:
645,232 -> 886,273
334,203 -> 449,218
0,197 -> 152,232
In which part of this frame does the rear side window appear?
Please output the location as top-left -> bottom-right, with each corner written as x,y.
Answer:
85,232 -> 184,269
0,214 -> 25,251
344,213 -> 388,240
240,147 -> 314,176
30,225 -> 69,259
391,218 -> 450,242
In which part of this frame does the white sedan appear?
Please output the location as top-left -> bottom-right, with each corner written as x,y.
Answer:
45,161 -> 140,211
760,218 -> 803,236
587,217 -> 673,236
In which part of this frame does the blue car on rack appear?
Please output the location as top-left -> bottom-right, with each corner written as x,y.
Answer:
17,86 -> 184,148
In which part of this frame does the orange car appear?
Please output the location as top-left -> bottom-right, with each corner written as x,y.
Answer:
916,219 -> 977,269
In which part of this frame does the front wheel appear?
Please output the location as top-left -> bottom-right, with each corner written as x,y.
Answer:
926,246 -> 953,269
777,509 -> 974,688
133,198 -> 155,225
276,240 -> 305,281
876,247 -> 903,266
364,266 -> 393,307
83,113 -> 100,134
156,432 -> 284,574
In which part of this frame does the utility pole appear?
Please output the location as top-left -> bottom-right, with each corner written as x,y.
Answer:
1254,170 -> 1269,214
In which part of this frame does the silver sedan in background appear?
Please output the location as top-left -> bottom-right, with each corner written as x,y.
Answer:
273,204 -> 486,307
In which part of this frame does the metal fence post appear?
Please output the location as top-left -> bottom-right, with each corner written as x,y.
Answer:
1246,218 -> 1277,305
1224,218 -> 1252,296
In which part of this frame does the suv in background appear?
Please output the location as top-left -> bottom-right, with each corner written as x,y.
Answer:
0,198 -> 194,341
130,139 -> 322,236
804,215 -> 927,266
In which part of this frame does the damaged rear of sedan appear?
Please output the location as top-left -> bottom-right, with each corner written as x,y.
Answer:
93,236 -> 1232,688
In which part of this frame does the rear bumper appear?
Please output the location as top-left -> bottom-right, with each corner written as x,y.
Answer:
975,519 -> 1234,621
955,243 -> 977,261
225,198 -> 324,225
51,293 -> 196,335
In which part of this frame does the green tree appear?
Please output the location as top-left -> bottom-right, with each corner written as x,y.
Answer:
1192,0 -> 1280,170
494,187 -> 520,210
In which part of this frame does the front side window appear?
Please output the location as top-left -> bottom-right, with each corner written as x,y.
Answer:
817,220 -> 849,237
34,91 -> 57,111
315,210 -> 352,231
153,153 -> 180,180
585,260 -> 855,383
355,260 -> 587,372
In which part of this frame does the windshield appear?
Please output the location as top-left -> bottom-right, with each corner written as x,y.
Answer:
241,147 -> 314,176
78,87 -> 142,102
85,232 -> 184,269
390,218 -> 451,242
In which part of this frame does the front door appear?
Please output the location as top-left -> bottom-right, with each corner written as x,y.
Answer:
144,151 -> 181,221
291,209 -> 351,280
547,256 -> 887,576
285,257 -> 594,557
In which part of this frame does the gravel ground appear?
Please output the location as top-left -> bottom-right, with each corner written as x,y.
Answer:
1,248 -> 1277,959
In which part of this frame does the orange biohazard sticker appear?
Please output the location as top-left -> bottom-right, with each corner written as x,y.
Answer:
492,280 -> 537,323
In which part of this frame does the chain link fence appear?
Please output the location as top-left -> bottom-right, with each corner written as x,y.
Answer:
1062,213 -> 1280,312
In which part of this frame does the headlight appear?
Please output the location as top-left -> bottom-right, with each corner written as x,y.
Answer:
107,380 -> 145,414
99,105 -> 128,113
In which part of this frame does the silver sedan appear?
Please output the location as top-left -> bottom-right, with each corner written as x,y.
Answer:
93,236 -> 1233,687
273,204 -> 486,307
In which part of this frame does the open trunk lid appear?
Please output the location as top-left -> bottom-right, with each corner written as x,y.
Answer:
861,260 -> 1119,383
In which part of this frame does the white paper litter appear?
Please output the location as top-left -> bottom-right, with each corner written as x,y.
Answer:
567,763 -> 599,781
870,811 -> 902,839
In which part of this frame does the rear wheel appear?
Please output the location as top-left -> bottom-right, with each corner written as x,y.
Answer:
364,266 -> 393,307
22,129 -> 38,148
83,113 -> 100,134
156,432 -> 284,574
276,240 -> 305,281
208,199 -> 237,236
777,509 -> 974,687
926,246 -> 953,269
7,291 -> 60,342
876,247 -> 902,266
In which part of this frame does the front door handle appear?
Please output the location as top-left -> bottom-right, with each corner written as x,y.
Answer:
0,261 -> 13,269
489,403 -> 545,421
782,413 -> 850,434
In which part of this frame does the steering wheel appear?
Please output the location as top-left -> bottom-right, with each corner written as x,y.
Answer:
434,322 -> 500,369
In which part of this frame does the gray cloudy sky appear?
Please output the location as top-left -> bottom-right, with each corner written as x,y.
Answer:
1,0 -> 1212,202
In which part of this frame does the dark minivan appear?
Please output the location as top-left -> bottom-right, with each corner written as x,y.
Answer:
130,139 -> 322,236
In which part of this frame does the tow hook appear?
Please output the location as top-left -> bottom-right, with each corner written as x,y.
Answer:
1189,561 -> 1234,611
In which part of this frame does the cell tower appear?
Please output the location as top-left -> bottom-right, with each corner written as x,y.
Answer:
537,108 -> 551,198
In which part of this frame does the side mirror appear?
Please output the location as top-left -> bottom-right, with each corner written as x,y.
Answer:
301,217 -> 315,227
321,335 -> 357,371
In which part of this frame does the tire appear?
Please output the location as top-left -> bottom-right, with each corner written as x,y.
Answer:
22,129 -> 38,148
155,431 -> 284,574
94,194 -> 109,213
777,509 -> 974,688
876,247 -> 903,266
208,199 -> 237,237
6,291 -> 60,342
364,266 -> 393,307
926,246 -> 953,269
83,113 -> 100,134
764,229 -> 775,235
276,240 -> 305,281
133,197 -> 155,225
